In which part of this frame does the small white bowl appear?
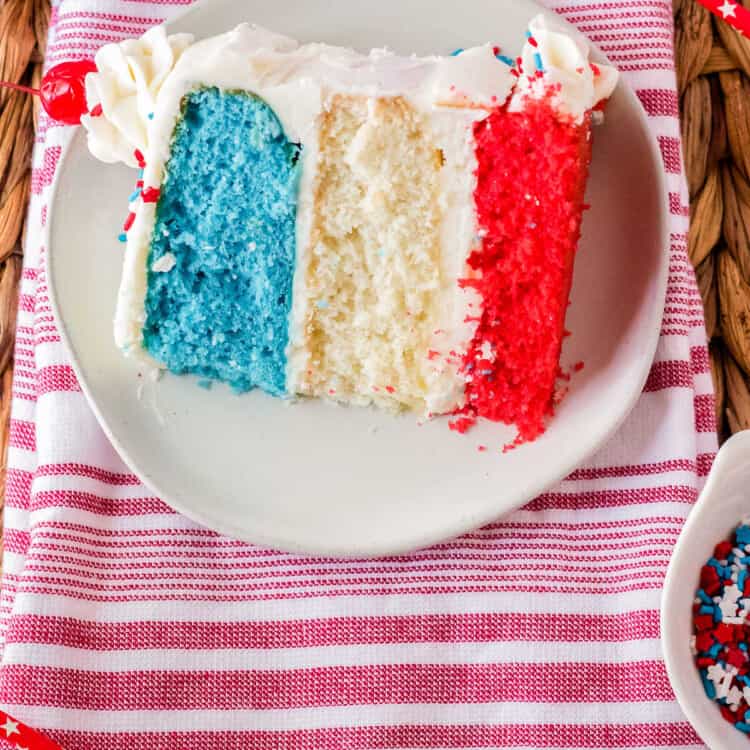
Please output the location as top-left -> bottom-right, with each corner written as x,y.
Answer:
662,430 -> 750,750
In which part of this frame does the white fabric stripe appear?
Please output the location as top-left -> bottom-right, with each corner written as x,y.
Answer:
1,639 -> 664,671
7,502 -> 694,538
6,447 -> 36,474
7,400 -> 35,425
1,701 -> 690,732
10,588 -> 663,621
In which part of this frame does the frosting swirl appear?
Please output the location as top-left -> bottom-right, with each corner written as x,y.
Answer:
81,26 -> 194,167
510,14 -> 618,122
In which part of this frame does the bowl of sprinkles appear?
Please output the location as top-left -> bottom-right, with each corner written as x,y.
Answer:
662,430 -> 750,750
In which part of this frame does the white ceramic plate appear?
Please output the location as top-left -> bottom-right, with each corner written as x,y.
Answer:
48,0 -> 669,557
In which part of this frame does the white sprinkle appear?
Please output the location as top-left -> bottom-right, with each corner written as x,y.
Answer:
151,252 -> 176,273
728,684 -> 743,711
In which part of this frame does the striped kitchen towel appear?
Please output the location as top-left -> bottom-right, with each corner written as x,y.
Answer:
0,0 -> 716,748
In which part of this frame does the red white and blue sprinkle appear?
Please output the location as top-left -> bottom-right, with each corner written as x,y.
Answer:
693,521 -> 750,734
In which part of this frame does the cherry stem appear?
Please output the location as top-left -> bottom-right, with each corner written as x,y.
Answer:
0,80 -> 40,96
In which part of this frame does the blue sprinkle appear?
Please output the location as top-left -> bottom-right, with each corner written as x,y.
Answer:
742,643 -> 749,652
137,168 -> 145,179
709,642 -> 722,659
316,299 -> 329,309
148,112 -> 154,120
737,722 -> 750,734
534,52 -> 544,72
128,188 -> 142,203
738,526 -> 750,544
740,570 -> 748,590
699,605 -> 715,616
525,30 -> 532,38
701,672 -> 717,700
197,379 -> 213,390
118,233 -> 127,243
697,589 -> 713,604
450,48 -> 464,56
496,54 -> 515,67
715,606 -> 723,622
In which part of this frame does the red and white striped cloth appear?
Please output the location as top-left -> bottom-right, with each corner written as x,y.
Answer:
0,0 -> 716,748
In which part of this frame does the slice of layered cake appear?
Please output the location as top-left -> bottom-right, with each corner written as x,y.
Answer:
81,16 -> 617,442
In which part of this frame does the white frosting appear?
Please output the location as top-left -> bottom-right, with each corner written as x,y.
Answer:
432,45 -> 514,108
81,26 -> 194,167
509,14 -> 618,122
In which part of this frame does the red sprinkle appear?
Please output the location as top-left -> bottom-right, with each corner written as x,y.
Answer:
133,149 -> 146,167
427,350 -> 440,360
385,386 -> 395,394
477,445 -> 487,452
590,62 -> 601,77
573,361 -> 585,372
88,103 -> 103,117
141,187 -> 160,203
122,212 -> 136,232
716,540 -> 733,560
528,36 -> 538,47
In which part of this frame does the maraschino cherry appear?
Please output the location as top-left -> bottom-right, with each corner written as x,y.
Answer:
0,60 -> 97,125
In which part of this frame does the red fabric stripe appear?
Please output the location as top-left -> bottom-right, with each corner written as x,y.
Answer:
36,366 -> 81,396
4,611 -> 661,650
525,484 -> 696,511
3,468 -> 32,509
567,459 -> 696,479
35,463 -> 140,485
3,529 -> 31,555
669,192 -> 690,216
30,146 -> 63,195
30,490 -> 172,516
0,661 -> 675,708
8,419 -> 36,452
643,360 -> 693,391
658,136 -> 682,174
48,723 -> 702,750
694,393 -> 716,433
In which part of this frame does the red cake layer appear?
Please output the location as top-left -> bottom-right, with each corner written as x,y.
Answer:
452,97 -> 594,442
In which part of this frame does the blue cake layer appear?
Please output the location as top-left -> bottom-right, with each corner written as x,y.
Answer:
142,87 -> 299,395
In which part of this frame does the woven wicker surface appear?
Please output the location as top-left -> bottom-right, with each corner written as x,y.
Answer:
0,0 -> 49,538
0,0 -> 747,521
675,0 -> 750,441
